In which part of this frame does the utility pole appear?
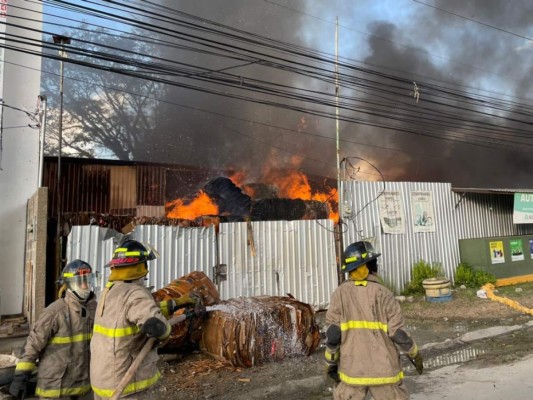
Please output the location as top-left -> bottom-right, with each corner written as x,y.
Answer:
52,34 -> 70,277
335,17 -> 340,193
37,95 -> 47,187
334,17 -> 344,285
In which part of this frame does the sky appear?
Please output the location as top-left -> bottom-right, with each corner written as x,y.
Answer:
38,0 -> 533,189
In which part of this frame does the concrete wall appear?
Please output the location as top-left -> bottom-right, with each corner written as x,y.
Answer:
24,188 -> 48,324
0,0 -> 42,315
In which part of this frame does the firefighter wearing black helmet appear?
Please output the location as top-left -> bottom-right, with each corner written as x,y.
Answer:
10,260 -> 97,400
90,240 -> 198,399
324,241 -> 423,400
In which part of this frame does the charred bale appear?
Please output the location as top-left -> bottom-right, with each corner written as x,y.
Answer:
200,296 -> 321,367
241,183 -> 279,200
152,271 -> 221,351
203,177 -> 251,217
250,198 -> 307,220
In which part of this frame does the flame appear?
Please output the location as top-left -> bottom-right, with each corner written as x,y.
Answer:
166,169 -> 339,223
166,191 -> 218,220
263,170 -> 338,222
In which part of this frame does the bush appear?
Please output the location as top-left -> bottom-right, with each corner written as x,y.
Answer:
402,260 -> 444,295
454,262 -> 496,288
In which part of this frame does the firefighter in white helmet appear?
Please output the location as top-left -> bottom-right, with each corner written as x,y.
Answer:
324,241 -> 423,400
90,240 -> 198,399
10,259 -> 97,400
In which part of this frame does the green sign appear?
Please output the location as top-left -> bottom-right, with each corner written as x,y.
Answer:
513,193 -> 533,224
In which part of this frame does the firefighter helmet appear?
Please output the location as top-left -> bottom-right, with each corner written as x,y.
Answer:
108,240 -> 158,281
59,259 -> 95,300
341,241 -> 381,273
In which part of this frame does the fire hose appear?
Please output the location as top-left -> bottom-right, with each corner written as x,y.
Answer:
109,313 -> 187,400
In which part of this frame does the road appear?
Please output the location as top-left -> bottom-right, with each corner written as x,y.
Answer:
409,353 -> 533,399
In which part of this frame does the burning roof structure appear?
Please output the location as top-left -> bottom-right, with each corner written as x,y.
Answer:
152,271 -> 321,366
167,173 -> 338,223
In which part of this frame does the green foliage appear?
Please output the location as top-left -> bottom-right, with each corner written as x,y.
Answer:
454,262 -> 496,288
401,260 -> 444,295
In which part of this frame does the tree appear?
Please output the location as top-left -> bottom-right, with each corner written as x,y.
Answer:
42,24 -> 172,160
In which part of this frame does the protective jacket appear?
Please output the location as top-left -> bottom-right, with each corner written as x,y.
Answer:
90,281 -> 170,398
325,274 -> 410,386
15,291 -> 96,398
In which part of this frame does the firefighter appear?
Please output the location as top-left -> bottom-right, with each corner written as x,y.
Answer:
9,259 -> 97,400
90,240 -> 198,399
324,241 -> 423,400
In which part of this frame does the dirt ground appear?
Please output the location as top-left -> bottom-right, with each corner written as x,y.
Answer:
2,283 -> 533,400
155,283 -> 533,400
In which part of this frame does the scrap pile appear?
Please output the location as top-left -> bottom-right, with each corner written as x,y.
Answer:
152,272 -> 321,367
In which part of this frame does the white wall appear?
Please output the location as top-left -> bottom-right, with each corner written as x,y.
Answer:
0,0 -> 42,315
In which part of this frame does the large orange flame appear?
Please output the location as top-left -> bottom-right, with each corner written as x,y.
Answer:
166,191 -> 218,220
263,170 -> 338,222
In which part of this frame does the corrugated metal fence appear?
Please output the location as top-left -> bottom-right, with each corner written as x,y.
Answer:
67,181 -> 533,306
217,220 -> 337,310
342,181 -> 533,293
66,220 -> 337,309
342,181 -> 459,293
66,224 -> 217,298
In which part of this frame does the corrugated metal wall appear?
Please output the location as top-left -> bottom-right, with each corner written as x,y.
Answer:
342,181 -> 460,293
133,225 -> 217,290
342,181 -> 533,293
66,220 -> 337,310
65,181 -> 533,307
453,192 -> 533,238
217,220 -> 338,310
43,160 -> 169,217
66,224 -> 217,296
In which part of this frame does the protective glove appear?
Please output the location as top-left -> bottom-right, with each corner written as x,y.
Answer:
9,371 -> 32,399
173,293 -> 199,308
407,345 -> 424,375
140,317 -> 170,340
324,362 -> 340,384
412,352 -> 424,375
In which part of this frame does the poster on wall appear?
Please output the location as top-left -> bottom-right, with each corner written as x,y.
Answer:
489,241 -> 505,264
529,239 -> 533,260
378,191 -> 405,234
411,191 -> 436,233
510,240 -> 524,261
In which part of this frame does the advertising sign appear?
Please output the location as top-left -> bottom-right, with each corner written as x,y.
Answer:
510,239 -> 524,261
378,191 -> 405,234
489,241 -> 505,264
411,191 -> 436,233
513,193 -> 533,224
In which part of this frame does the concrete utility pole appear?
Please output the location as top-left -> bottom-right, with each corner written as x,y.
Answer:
52,34 -> 70,276
37,94 -> 47,187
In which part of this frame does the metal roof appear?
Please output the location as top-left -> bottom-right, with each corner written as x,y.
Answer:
451,188 -> 533,195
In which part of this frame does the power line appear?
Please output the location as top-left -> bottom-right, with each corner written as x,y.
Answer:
412,0 -> 533,42
5,2 -> 533,153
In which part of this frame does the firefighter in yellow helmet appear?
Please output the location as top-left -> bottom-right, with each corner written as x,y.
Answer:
10,259 -> 97,400
324,241 -> 423,400
90,240 -> 197,399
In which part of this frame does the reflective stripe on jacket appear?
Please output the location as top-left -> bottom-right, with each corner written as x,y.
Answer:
90,281 -> 170,398
326,274 -> 408,386
16,292 -> 96,397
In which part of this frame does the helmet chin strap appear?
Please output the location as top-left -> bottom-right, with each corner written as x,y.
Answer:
69,288 -> 91,301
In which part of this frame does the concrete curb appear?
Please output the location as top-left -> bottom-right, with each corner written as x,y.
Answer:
420,320 -> 533,352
